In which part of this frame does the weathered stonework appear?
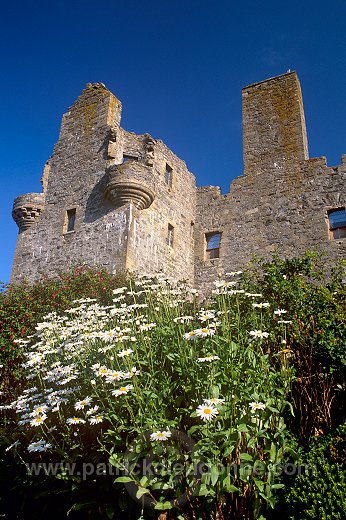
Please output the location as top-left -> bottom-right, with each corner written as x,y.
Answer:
11,72 -> 346,292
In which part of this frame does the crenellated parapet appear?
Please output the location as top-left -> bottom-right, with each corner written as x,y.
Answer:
104,162 -> 155,210
12,193 -> 45,231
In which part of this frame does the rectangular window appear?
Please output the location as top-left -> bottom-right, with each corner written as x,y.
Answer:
66,208 -> 76,232
328,208 -> 346,239
123,154 -> 138,162
165,164 -> 173,187
205,231 -> 221,259
167,224 -> 174,248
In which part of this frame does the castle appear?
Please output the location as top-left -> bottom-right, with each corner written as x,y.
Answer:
11,72 -> 346,292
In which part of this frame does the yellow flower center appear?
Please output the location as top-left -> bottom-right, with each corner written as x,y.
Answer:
204,408 -> 211,414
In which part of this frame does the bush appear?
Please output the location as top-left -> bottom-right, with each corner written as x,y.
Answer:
243,252 -> 346,442
284,423 -> 346,519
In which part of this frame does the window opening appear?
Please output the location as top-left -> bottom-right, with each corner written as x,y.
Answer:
167,224 -> 174,248
328,208 -> 346,239
123,154 -> 138,162
66,208 -> 76,233
165,163 -> 173,187
205,231 -> 221,259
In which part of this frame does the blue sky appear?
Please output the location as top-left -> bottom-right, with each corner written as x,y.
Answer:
1,0 -> 346,283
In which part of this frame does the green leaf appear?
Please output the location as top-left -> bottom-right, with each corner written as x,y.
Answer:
114,476 -> 133,483
223,475 -> 240,493
269,443 -> 277,461
210,464 -> 220,486
154,501 -> 173,510
271,483 -> 285,489
254,478 -> 265,492
197,484 -> 212,496
68,501 -> 97,512
240,453 -> 253,462
136,487 -> 150,499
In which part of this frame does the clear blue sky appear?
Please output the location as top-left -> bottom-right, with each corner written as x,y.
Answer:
1,0 -> 346,283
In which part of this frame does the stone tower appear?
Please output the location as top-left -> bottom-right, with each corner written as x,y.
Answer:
11,72 -> 346,292
11,82 -> 196,284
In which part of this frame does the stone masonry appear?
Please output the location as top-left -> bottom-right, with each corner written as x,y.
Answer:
11,72 -> 346,293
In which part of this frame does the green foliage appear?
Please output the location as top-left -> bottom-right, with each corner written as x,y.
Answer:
284,423 -> 346,519
243,252 -> 346,441
1,273 -> 295,519
0,254 -> 345,519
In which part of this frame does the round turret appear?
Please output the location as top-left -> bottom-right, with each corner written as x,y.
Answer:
12,193 -> 45,231
104,162 -> 155,210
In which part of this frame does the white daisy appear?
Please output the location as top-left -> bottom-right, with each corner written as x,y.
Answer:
274,309 -> 287,315
117,349 -> 133,357
28,439 -> 52,452
150,431 -> 172,441
89,415 -> 103,425
111,385 -> 133,397
199,311 -> 216,322
184,331 -> 198,340
74,397 -> 92,410
66,417 -> 86,425
249,402 -> 266,412
86,405 -> 99,416
196,404 -> 219,421
30,414 -> 47,427
30,405 -> 48,416
203,398 -> 225,406
249,330 -> 269,339
105,370 -> 126,383
196,328 -> 216,338
197,355 -> 220,362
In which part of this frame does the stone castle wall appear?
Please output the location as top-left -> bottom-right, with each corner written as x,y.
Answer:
11,72 -> 346,291
11,82 -> 195,285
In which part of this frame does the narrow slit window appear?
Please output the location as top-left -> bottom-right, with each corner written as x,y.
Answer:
123,154 -> 138,163
328,208 -> 346,239
205,232 -> 221,259
165,163 -> 173,187
190,221 -> 194,238
66,208 -> 76,232
167,224 -> 174,248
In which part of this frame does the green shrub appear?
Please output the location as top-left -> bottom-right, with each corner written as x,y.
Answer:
284,423 -> 346,519
243,252 -> 346,442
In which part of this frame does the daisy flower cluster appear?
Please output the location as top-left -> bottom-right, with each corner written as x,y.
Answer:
1,272 -> 294,471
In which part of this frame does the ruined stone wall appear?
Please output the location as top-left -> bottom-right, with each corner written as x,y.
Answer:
195,73 -> 346,293
11,83 -> 195,285
11,73 -> 346,292
125,139 -> 196,283
11,83 -> 130,282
